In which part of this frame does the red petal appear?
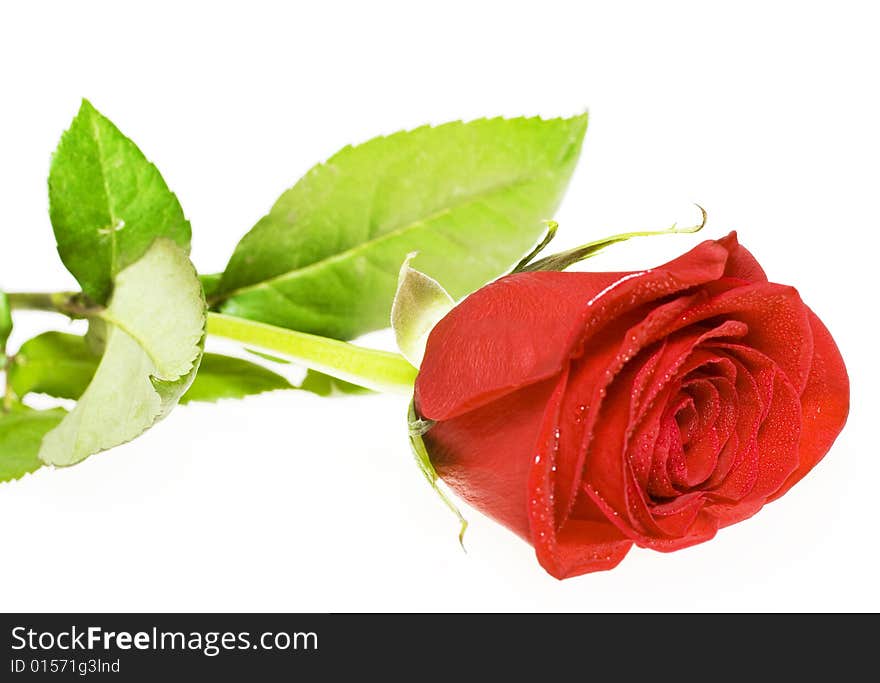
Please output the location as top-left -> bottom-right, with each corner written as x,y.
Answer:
527,367 -> 634,578
560,309 -> 748,524
707,499 -> 764,528
679,282 -> 814,393
742,370 -> 801,504
705,345 -> 775,501
769,310 -> 849,500
717,231 -> 768,282
581,320 -> 749,543
553,318 -> 639,524
422,377 -> 559,539
650,491 -> 706,538
699,375 -> 739,485
702,349 -> 801,524
650,400 -> 688,497
638,511 -> 719,552
416,270 -> 629,421
416,239 -> 730,421
549,522 -> 633,578
631,381 -> 677,497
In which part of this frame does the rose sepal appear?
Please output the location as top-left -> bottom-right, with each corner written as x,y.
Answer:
515,205 -> 707,273
408,401 -> 468,547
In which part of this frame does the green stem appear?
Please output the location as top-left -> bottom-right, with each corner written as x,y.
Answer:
2,372 -> 13,413
6,292 -> 62,313
6,291 -> 93,317
6,292 -> 418,395
207,313 -> 417,395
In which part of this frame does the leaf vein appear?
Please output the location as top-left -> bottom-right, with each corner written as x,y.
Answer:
88,111 -> 120,277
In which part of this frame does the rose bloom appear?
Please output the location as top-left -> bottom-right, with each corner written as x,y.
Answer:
414,233 -> 849,579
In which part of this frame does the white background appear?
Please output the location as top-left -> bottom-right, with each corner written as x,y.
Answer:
1,1 -> 877,612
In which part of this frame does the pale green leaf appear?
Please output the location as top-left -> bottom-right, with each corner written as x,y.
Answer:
391,253 -> 454,368
213,115 -> 588,339
9,330 -> 295,406
49,99 -> 191,303
39,239 -> 205,466
0,405 -> 66,483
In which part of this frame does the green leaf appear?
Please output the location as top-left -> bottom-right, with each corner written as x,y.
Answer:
9,330 -> 293,405
391,253 -> 454,368
8,332 -> 98,400
180,353 -> 292,403
213,115 -> 588,339
200,272 -> 222,301
49,99 -> 191,303
0,405 -> 66,483
39,239 -> 205,466
297,370 -> 372,397
0,291 -> 11,356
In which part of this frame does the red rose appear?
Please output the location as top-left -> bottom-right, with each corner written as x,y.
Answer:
414,233 -> 849,579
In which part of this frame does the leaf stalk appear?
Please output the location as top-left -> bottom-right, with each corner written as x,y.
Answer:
207,313 -> 417,395
6,292 -> 100,318
5,293 -> 418,395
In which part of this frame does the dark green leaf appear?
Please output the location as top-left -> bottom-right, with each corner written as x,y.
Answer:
180,353 -> 292,403
49,99 -> 191,303
213,115 -> 588,339
200,272 -> 222,300
297,370 -> 372,397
